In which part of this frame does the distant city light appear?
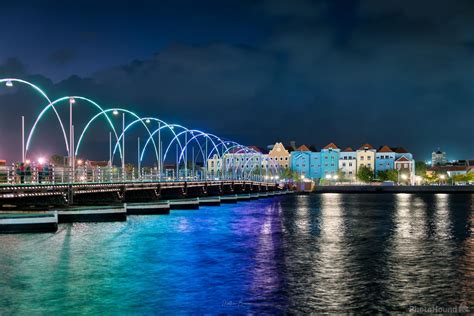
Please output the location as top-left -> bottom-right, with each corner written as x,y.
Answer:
113,110 -> 119,115
5,80 -> 13,87
77,159 -> 83,165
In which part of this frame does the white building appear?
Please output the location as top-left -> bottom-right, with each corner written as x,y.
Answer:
338,147 -> 357,180
432,149 -> 447,166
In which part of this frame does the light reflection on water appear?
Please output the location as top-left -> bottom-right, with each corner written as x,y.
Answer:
0,193 -> 473,314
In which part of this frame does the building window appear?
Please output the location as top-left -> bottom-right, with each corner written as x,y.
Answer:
342,163 -> 346,167
349,163 -> 352,167
361,156 -> 364,160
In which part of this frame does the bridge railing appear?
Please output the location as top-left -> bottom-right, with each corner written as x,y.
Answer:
0,165 -> 270,185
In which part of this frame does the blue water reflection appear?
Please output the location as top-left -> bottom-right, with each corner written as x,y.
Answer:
0,194 -> 472,313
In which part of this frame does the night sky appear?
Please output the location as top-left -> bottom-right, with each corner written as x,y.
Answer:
0,0 -> 473,163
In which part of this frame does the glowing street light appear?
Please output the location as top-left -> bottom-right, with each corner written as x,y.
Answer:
326,174 -> 332,180
69,97 -> 76,104
5,80 -> 13,87
145,119 -> 151,124
401,174 -> 408,180
439,174 -> 446,180
113,109 -> 119,115
77,159 -> 83,166
301,174 -> 305,180
333,175 -> 339,180
37,157 -> 45,165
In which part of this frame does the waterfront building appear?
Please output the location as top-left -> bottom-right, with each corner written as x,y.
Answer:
268,142 -> 291,169
356,144 -> 376,174
290,145 -> 322,179
375,145 -> 396,174
432,148 -> 447,166
394,156 -> 415,184
338,147 -> 357,180
206,154 -> 222,178
320,143 -> 340,178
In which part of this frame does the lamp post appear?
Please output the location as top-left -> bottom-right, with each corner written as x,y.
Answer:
21,116 -> 25,162
439,174 -> 446,185
113,110 -> 125,179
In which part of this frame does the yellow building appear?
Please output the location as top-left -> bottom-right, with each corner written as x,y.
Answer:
356,143 -> 376,173
268,142 -> 291,169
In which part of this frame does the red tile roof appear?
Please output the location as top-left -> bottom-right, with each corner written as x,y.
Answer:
429,166 -> 468,172
378,145 -> 393,153
391,147 -> 409,153
342,147 -> 354,152
358,143 -> 374,150
296,145 -> 311,152
323,142 -> 339,150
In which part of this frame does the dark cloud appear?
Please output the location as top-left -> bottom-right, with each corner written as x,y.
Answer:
0,58 -> 27,77
47,49 -> 76,65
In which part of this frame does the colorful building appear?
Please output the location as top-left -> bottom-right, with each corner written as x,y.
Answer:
290,145 -> 322,179
356,144 -> 376,173
320,143 -> 340,178
268,142 -> 291,169
394,156 -> 415,184
338,147 -> 356,180
375,145 -> 396,174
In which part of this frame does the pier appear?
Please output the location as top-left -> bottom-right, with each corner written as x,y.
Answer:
0,180 -> 292,233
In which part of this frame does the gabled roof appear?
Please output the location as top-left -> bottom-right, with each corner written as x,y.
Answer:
342,147 -> 354,152
395,156 -> 410,162
391,147 -> 409,154
296,145 -> 311,152
358,143 -> 374,150
323,142 -> 339,150
378,145 -> 394,153
247,146 -> 263,153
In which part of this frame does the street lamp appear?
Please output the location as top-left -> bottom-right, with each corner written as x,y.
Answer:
145,119 -> 151,124
5,80 -> 13,87
38,157 -> 45,165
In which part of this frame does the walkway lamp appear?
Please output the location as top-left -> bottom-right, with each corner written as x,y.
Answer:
5,80 -> 13,87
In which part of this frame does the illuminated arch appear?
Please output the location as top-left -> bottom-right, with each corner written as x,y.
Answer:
162,129 -> 210,165
139,120 -> 185,162
177,130 -> 221,164
0,78 -> 69,154
26,96 -> 122,159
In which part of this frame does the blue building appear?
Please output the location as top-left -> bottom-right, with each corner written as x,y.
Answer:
375,145 -> 396,174
320,143 -> 340,178
290,145 -> 322,179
